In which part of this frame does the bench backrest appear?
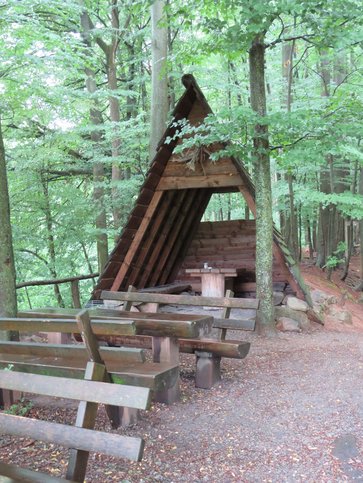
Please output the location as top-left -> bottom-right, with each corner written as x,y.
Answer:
0,341 -> 145,363
101,290 -> 260,309
0,364 -> 150,481
0,316 -> 136,336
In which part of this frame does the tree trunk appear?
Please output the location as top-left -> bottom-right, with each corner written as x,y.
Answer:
107,46 -> 124,230
249,35 -> 275,335
80,10 -> 109,273
40,176 -> 65,307
80,2 -> 124,232
149,0 -> 168,160
316,52 -> 331,268
0,117 -> 18,340
316,51 -> 346,270
85,69 -> 109,272
356,167 -> 363,291
282,39 -> 299,260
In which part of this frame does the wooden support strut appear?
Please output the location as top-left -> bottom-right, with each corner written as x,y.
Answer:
76,309 -> 120,429
110,190 -> 164,291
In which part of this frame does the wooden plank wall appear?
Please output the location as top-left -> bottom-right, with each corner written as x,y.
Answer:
178,220 -> 291,293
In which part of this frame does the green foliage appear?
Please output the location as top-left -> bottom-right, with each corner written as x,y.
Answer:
1,0 -> 363,309
324,241 -> 347,269
4,397 -> 34,417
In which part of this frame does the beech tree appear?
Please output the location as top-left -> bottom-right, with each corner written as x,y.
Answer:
150,0 -> 169,160
0,118 -> 18,339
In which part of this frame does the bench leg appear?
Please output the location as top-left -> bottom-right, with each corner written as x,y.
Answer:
152,336 -> 180,404
0,389 -> 22,409
47,332 -> 73,344
119,407 -> 139,426
195,351 -> 221,389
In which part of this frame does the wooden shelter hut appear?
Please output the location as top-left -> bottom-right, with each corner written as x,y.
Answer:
92,75 -> 312,305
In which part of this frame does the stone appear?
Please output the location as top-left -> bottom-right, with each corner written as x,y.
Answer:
332,434 -> 359,460
327,307 -> 352,325
311,289 -> 337,305
276,317 -> 301,332
275,306 -> 310,328
273,291 -> 284,306
23,334 -> 43,343
286,296 -> 309,312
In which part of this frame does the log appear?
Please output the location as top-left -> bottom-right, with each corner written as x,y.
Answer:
140,283 -> 191,294
103,335 -> 250,359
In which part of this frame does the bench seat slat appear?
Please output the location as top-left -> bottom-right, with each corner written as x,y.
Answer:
0,341 -> 145,363
0,370 -> 151,410
0,358 -> 179,392
213,317 -> 256,331
14,313 -> 214,338
101,290 -> 259,309
0,413 -> 144,461
0,462 -> 75,483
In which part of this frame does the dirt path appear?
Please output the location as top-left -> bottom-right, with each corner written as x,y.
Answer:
1,326 -> 362,482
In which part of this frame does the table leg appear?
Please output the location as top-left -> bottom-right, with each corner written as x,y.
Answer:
195,351 -> 221,389
200,273 -> 225,309
152,336 -> 180,404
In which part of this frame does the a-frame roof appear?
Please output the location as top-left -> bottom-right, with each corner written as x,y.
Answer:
92,75 -> 312,305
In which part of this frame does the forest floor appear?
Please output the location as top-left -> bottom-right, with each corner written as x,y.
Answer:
0,261 -> 362,482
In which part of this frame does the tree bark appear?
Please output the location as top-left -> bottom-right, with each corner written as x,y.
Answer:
249,35 -> 275,335
40,176 -> 65,307
316,51 -> 346,270
86,69 -> 109,272
282,39 -> 299,260
80,10 -> 109,272
316,52 -> 331,268
0,117 -> 18,340
80,2 -> 125,232
356,166 -> 363,291
149,0 -> 168,160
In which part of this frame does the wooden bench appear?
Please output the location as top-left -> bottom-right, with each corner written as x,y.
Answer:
19,307 -> 214,402
100,289 -> 258,389
0,309 -> 151,482
0,310 -> 179,422
101,289 -> 259,336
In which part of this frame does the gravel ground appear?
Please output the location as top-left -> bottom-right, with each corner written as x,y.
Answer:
1,324 -> 362,482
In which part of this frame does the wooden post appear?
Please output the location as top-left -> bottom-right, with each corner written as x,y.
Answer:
220,289 -> 234,340
71,280 -> 82,309
195,351 -> 221,389
152,336 -> 180,404
76,310 -> 120,428
66,361 -> 105,482
123,285 -> 137,311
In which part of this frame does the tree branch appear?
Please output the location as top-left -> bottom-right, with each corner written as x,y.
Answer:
16,273 -> 99,289
17,249 -> 49,267
267,34 -> 316,49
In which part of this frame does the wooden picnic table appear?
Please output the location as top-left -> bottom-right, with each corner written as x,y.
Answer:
20,308 -> 214,403
185,268 -> 238,298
